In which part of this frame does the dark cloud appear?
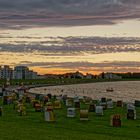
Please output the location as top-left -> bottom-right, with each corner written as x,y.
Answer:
17,61 -> 140,73
0,37 -> 140,54
18,61 -> 140,68
0,0 -> 140,29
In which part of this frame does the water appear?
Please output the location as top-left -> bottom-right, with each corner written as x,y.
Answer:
29,81 -> 140,102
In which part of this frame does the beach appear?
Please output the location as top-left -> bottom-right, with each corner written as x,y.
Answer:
29,81 -> 140,102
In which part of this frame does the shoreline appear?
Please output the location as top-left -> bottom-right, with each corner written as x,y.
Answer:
29,81 -> 140,102
28,79 -> 140,89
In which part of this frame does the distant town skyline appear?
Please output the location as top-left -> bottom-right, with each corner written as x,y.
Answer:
0,65 -> 38,80
0,0 -> 140,74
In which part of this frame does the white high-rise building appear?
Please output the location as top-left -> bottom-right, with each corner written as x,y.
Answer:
1,65 -> 13,79
13,66 -> 29,79
27,70 -> 38,79
0,65 -> 38,80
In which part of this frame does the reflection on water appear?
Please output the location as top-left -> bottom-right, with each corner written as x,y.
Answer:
29,81 -> 140,102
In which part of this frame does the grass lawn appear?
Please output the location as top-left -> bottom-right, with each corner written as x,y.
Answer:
0,101 -> 140,140
0,78 -> 140,87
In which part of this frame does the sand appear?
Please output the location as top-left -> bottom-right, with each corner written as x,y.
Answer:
29,81 -> 140,102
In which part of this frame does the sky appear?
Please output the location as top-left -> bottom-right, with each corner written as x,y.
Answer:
0,0 -> 140,74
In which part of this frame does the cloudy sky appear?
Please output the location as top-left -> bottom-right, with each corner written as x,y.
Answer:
0,0 -> 140,74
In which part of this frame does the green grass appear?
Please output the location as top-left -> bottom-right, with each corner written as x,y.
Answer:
0,78 -> 140,86
0,78 -> 110,86
0,101 -> 140,140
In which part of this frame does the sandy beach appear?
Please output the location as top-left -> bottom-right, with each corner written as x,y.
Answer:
29,81 -> 140,102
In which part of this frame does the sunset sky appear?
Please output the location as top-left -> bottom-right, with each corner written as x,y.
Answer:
0,0 -> 140,74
